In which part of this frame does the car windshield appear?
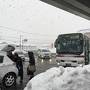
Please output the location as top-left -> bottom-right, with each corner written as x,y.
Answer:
41,49 -> 50,52
55,33 -> 83,54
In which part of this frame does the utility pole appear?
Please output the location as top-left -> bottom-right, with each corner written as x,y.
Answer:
22,39 -> 28,50
20,35 -> 22,51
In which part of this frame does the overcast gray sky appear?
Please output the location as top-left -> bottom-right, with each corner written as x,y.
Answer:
0,0 -> 90,46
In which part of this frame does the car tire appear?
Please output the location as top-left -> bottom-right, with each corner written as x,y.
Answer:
3,72 -> 16,87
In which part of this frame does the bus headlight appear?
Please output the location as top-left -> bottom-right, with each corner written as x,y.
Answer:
78,60 -> 84,64
57,62 -> 60,65
79,64 -> 83,67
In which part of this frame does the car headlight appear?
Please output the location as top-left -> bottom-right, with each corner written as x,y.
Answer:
79,64 -> 83,67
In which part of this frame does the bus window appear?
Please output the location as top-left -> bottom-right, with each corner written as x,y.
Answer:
55,33 -> 83,55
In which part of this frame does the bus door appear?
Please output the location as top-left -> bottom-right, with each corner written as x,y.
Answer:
85,37 -> 89,65
89,40 -> 90,64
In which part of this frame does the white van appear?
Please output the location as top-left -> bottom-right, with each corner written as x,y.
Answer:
37,49 -> 51,59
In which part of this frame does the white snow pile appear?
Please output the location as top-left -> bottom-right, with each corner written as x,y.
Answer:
24,65 -> 90,90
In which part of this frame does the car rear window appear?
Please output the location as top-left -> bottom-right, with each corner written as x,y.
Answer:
0,55 -> 4,63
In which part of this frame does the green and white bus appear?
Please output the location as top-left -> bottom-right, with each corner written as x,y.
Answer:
54,33 -> 90,67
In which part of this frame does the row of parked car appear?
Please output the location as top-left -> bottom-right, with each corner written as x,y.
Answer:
15,48 -> 56,60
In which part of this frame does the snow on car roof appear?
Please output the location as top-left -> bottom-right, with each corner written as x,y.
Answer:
0,51 -> 7,55
24,65 -> 90,90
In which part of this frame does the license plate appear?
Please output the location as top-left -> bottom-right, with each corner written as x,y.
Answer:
66,63 -> 71,67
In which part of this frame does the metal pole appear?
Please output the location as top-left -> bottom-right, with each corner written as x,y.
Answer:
22,40 -> 23,50
20,35 -> 22,51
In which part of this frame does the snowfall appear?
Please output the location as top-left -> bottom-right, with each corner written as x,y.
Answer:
24,65 -> 90,90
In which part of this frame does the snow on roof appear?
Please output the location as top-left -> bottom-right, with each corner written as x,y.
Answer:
24,65 -> 90,90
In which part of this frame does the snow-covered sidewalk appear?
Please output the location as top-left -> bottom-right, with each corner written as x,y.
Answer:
24,65 -> 90,90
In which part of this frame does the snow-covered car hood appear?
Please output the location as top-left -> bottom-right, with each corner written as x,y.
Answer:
1,44 -> 15,52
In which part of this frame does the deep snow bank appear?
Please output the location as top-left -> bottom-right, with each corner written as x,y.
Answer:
24,65 -> 90,90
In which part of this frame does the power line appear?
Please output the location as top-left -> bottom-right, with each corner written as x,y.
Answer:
0,35 -> 55,44
0,25 -> 57,37
2,36 -> 19,40
1,34 -> 55,41
0,38 -> 18,43
0,25 -> 56,45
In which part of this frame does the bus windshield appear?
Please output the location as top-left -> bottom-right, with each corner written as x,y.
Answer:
55,33 -> 83,55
